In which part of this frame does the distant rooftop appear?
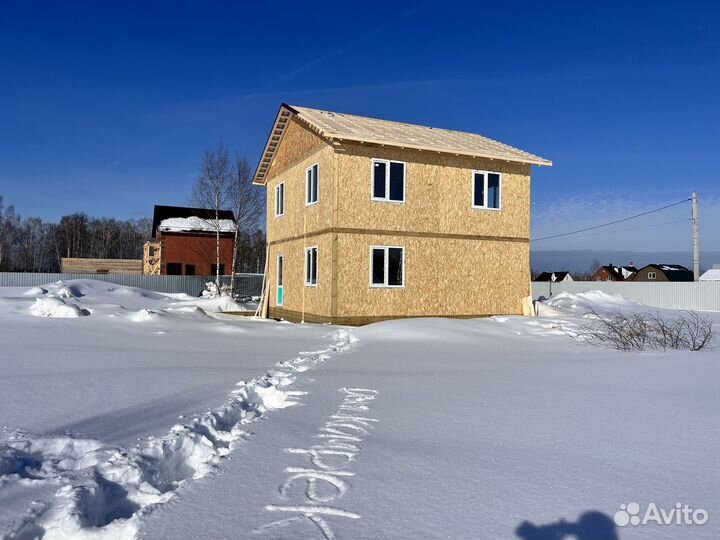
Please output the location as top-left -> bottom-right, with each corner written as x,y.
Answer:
151,205 -> 235,237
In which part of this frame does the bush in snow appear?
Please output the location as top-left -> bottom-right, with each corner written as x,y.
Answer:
577,309 -> 714,352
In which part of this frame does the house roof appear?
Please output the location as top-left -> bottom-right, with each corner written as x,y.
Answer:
252,103 -> 552,185
637,264 -> 694,282
535,271 -> 571,282
700,268 -> 720,281
596,265 -> 638,280
151,205 -> 235,238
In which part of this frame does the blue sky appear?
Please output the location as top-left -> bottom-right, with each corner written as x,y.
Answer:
1,1 -> 719,251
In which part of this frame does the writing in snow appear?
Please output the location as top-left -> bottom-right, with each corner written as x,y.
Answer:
255,387 -> 379,539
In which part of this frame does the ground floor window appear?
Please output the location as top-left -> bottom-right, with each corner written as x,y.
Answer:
277,255 -> 284,305
166,262 -> 182,275
211,263 -> 225,275
370,246 -> 404,287
184,264 -> 195,276
305,246 -> 318,286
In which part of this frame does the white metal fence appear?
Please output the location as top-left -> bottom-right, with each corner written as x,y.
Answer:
532,281 -> 720,311
0,272 -> 265,298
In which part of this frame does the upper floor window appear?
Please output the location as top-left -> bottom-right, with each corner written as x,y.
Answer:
275,182 -> 285,217
305,246 -> 318,286
306,163 -> 319,206
372,159 -> 405,202
370,246 -> 404,288
648,272 -> 657,280
473,171 -> 501,210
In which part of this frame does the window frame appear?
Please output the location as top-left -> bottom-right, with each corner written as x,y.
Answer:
371,158 -> 406,204
275,181 -> 285,217
648,271 -> 657,280
369,245 -> 405,289
305,163 -> 319,207
276,254 -> 284,306
304,246 -> 318,287
472,170 -> 503,211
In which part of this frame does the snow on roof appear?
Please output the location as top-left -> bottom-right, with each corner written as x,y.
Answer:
158,217 -> 236,233
700,269 -> 720,281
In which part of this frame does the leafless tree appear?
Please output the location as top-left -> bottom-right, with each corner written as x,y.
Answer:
227,155 -> 263,293
191,143 -> 233,288
0,196 -> 19,270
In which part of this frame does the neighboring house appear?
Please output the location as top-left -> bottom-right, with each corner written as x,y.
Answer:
252,104 -> 551,324
632,264 -> 694,282
699,264 -> 720,281
592,264 -> 638,281
143,205 -> 236,276
535,271 -> 573,282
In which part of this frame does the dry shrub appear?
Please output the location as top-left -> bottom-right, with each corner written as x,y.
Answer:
578,309 -> 714,352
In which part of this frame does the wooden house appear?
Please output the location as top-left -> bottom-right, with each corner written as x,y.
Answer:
252,104 -> 551,324
535,271 -> 573,282
143,205 -> 235,276
632,264 -> 694,282
592,264 -> 638,281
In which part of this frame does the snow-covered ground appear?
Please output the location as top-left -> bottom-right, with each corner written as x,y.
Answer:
1,283 -> 718,539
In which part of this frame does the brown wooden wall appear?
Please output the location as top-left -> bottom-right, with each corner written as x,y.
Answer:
61,258 -> 143,274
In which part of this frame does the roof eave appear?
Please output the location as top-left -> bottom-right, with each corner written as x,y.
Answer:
331,135 -> 552,166
251,104 -> 298,185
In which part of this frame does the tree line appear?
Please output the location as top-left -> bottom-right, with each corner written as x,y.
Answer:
0,144 -> 267,275
0,199 -> 151,272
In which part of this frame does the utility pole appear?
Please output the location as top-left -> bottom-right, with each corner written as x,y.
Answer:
692,191 -> 700,281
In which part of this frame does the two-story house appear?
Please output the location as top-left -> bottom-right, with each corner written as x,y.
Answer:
252,104 -> 551,324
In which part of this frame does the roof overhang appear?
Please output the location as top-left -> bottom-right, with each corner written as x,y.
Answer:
322,134 -> 552,166
252,103 -> 552,185
252,103 -> 299,185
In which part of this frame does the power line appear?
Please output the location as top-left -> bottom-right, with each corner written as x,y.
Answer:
542,217 -> 692,241
531,198 -> 691,242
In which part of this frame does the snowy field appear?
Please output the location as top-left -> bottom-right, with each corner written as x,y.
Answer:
1,281 -> 718,540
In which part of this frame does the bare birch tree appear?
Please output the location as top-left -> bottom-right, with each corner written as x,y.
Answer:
227,155 -> 263,294
191,143 -> 232,289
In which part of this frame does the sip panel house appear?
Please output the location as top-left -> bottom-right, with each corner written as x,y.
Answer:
253,104 -> 551,324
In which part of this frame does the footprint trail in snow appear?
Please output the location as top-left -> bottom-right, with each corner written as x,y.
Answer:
0,329 -> 357,540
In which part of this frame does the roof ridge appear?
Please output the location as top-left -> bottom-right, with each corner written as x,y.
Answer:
290,104 -> 550,164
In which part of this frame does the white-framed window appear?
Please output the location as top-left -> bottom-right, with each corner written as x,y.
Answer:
372,159 -> 405,203
305,246 -> 318,286
370,246 -> 404,288
275,182 -> 285,217
276,255 -> 284,306
648,271 -> 657,280
306,163 -> 319,206
472,171 -> 502,210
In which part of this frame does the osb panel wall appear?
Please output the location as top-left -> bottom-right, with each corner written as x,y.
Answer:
335,232 -> 530,318
267,233 -> 333,317
267,117 -> 327,179
265,142 -> 336,243
335,142 -> 531,238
